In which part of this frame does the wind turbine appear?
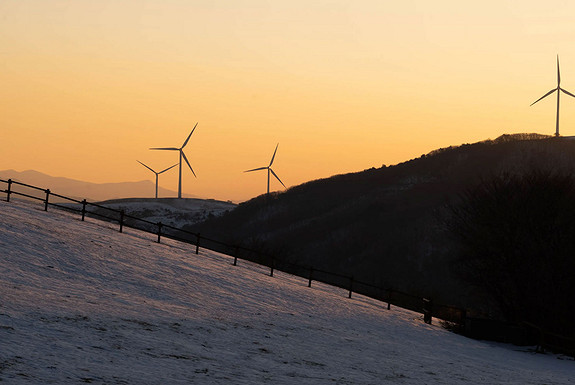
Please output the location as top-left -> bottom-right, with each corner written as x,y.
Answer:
244,143 -> 286,196
149,123 -> 198,199
137,161 -> 178,199
531,55 -> 575,136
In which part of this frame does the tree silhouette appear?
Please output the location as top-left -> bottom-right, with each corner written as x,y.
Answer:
448,170 -> 575,336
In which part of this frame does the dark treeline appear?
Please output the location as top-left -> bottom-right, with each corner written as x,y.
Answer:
188,133 -> 575,332
448,170 -> 575,337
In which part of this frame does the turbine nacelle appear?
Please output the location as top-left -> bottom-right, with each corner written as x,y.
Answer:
137,160 -> 178,176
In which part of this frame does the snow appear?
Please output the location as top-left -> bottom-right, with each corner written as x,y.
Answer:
88,197 -> 236,228
1,199 -> 574,384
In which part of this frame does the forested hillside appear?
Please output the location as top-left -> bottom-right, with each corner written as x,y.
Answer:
190,134 -> 575,313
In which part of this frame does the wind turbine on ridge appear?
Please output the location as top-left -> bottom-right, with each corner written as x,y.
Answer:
149,123 -> 198,199
244,143 -> 286,196
137,161 -> 178,199
531,55 -> 575,136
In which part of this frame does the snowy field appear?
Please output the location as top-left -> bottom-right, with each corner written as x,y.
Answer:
1,199 -> 574,384
90,197 -> 236,228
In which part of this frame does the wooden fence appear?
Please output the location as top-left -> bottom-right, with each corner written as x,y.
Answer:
3,177 -> 573,356
1,178 -> 462,320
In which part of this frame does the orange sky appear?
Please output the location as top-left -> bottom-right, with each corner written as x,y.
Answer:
2,1 -> 575,202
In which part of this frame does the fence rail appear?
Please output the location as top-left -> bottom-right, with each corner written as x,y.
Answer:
3,177 -> 573,355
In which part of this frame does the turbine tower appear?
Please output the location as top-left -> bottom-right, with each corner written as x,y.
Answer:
531,55 -> 575,136
137,161 -> 178,199
150,123 -> 198,199
244,143 -> 286,196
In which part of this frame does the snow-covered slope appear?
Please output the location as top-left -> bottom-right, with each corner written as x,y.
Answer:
1,200 -> 573,384
94,197 -> 236,228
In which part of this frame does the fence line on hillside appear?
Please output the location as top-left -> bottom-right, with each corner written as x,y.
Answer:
2,177 -> 572,356
0,178 -> 457,319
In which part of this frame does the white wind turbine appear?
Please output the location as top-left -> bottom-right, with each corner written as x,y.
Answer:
244,143 -> 286,196
150,123 -> 198,199
137,161 -> 178,199
531,55 -> 575,137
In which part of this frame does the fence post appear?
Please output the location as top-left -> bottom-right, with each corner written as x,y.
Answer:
119,210 -> 125,233
157,222 -> 162,243
423,298 -> 433,324
348,277 -> 353,299
6,179 -> 12,202
379,287 -> 385,309
308,268 -> 313,288
270,258 -> 274,277
460,308 -> 467,333
233,246 -> 238,266
81,199 -> 87,221
195,233 -> 200,255
44,189 -> 50,211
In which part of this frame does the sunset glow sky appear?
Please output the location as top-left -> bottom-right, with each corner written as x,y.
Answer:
2,1 -> 575,202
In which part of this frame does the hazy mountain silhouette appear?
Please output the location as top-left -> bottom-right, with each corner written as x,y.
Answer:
0,169 -> 197,202
190,133 -> 575,313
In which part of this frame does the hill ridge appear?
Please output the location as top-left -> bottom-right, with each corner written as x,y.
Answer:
190,133 -> 575,312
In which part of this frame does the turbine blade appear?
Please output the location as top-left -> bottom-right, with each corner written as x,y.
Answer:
149,147 -> 179,151
244,166 -> 268,173
137,160 -> 156,173
531,89 -> 557,106
558,55 -> 561,86
158,163 -> 178,174
182,122 -> 198,149
181,151 -> 196,177
270,168 -> 286,188
560,88 -> 575,99
269,143 -> 279,167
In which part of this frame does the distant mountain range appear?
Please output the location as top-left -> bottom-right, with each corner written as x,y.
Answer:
189,133 -> 574,314
0,169 -> 196,202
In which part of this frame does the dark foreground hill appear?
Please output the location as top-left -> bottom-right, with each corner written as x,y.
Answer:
189,133 -> 575,314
